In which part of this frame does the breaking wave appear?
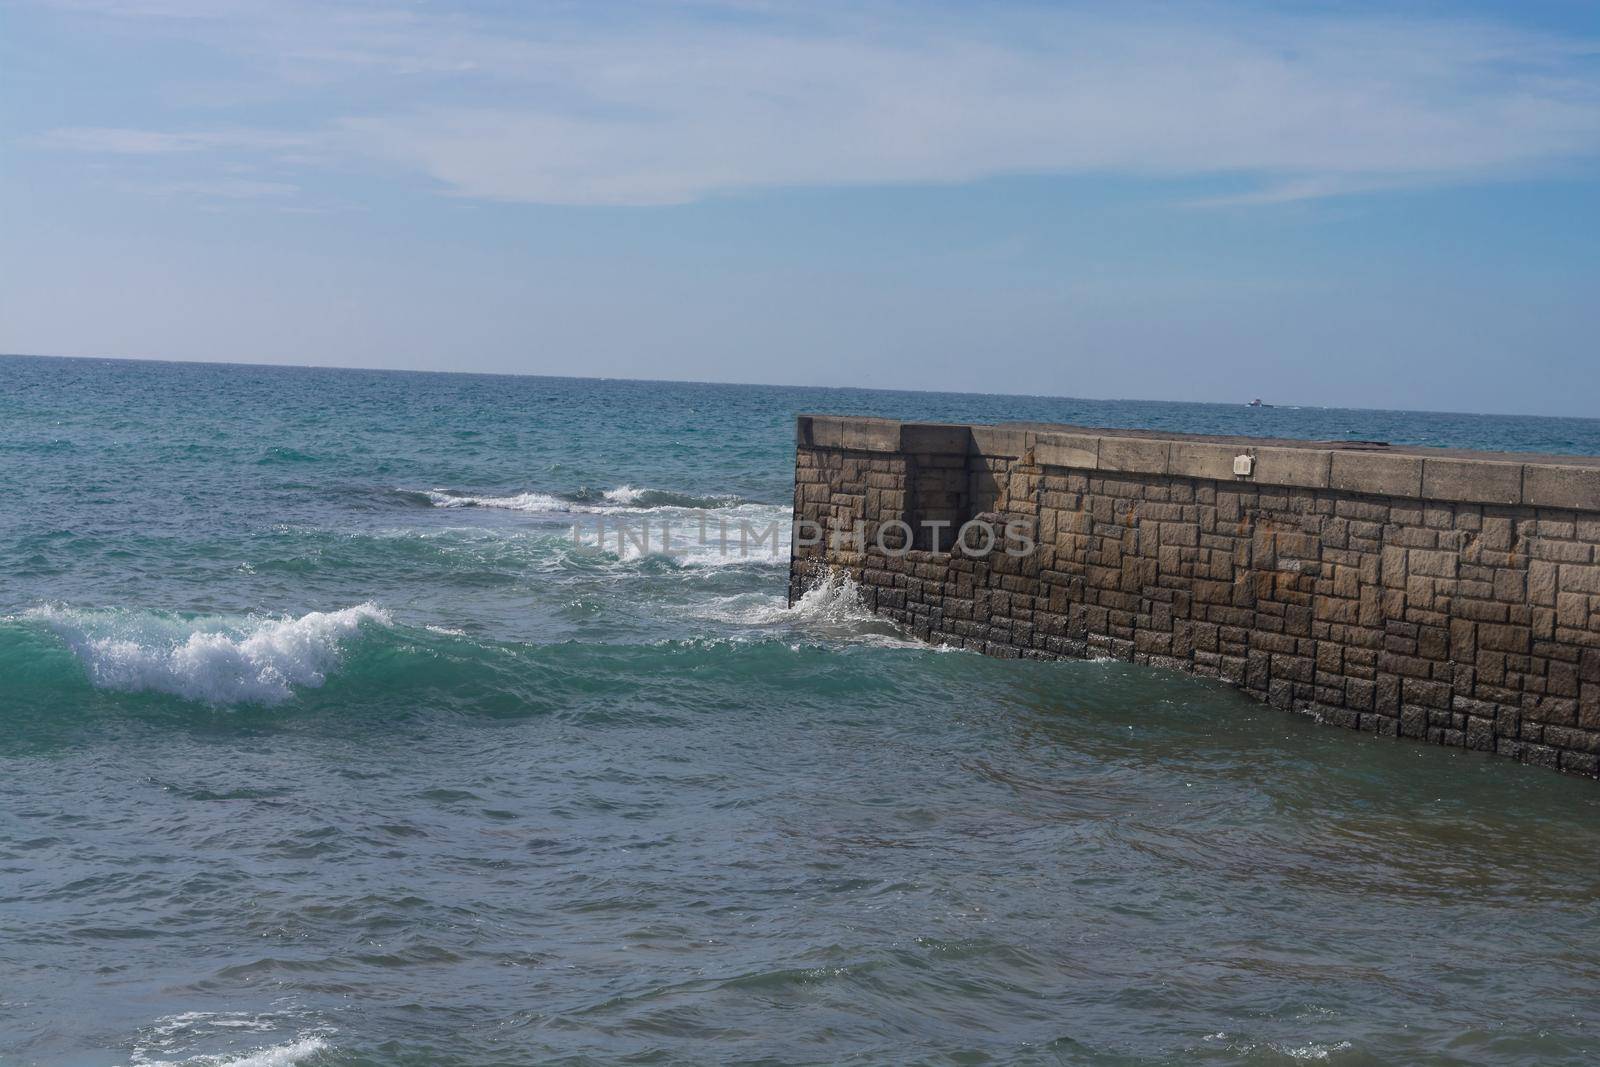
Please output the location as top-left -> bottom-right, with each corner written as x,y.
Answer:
2,597 -> 965,722
418,485 -> 748,513
424,489 -> 568,512
132,1036 -> 328,1067
601,484 -> 646,504
23,603 -> 390,705
692,571 -> 944,648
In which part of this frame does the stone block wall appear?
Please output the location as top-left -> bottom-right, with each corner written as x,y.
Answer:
789,416 -> 1600,778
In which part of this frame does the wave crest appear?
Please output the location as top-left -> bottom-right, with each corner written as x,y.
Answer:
136,1036 -> 328,1067
693,571 -> 941,648
424,489 -> 568,512
601,484 -> 646,504
419,485 -> 747,513
27,603 -> 390,706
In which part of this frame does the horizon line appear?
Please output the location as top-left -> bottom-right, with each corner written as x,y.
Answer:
3,349 -> 1593,425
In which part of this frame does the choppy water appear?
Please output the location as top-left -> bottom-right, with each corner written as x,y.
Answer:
4,353 -> 1600,1067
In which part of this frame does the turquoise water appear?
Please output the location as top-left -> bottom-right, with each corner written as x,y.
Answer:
3,353 -> 1600,1066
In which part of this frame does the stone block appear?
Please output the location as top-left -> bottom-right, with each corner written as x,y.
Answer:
1560,565 -> 1600,595
1466,716 -> 1496,751
1168,442 -> 1238,482
1473,515 -> 1513,553
1540,517 -> 1578,539
1480,622 -> 1532,653
1400,705 -> 1429,738
1253,446 -> 1331,489
1557,592 -> 1589,630
1329,452 -> 1423,498
1493,569 -> 1525,603
1408,549 -> 1458,579
1380,545 -> 1407,588
1528,561 -> 1558,606
1560,751 -> 1600,776
1035,432 -> 1100,471
805,415 -> 844,449
1421,458 -> 1523,505
1530,539 -> 1593,564
841,417 -> 902,453
970,426 -> 1032,458
1523,464 -> 1600,511
900,422 -> 972,455
1098,436 -> 1170,475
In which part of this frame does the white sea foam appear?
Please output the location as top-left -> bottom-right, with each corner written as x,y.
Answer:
1280,1041 -> 1353,1061
28,603 -> 390,705
740,571 -> 881,626
128,1012 -> 329,1067
595,503 -> 793,567
207,1038 -> 327,1067
694,571 -> 948,649
425,489 -> 569,512
131,1036 -> 327,1067
420,485 -> 749,517
142,1013 -> 277,1040
602,484 -> 646,504
412,483 -> 793,568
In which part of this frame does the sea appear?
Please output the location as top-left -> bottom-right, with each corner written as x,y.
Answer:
3,352 -> 1600,1067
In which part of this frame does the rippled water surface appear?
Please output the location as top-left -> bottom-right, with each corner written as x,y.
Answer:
4,355 -> 1600,1066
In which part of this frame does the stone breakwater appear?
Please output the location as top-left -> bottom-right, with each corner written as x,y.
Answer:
789,415 -> 1600,778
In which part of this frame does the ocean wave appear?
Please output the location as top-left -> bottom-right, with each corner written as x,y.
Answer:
377,488 -> 440,509
595,503 -> 792,568
24,603 -> 390,705
790,571 -> 883,626
131,1036 -> 327,1067
588,485 -> 745,510
417,485 -> 752,514
126,1010 -> 329,1067
363,508 -> 790,569
3,608 -> 961,721
397,492 -> 801,567
698,571 -> 878,627
602,484 -> 646,504
692,571 -> 944,648
424,489 -> 568,512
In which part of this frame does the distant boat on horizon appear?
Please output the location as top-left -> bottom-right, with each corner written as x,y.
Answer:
1247,398 -> 1273,408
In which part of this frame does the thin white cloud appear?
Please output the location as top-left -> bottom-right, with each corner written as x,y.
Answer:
38,126 -> 313,154
27,1 -> 1600,206
38,127 -> 206,154
144,179 -> 299,199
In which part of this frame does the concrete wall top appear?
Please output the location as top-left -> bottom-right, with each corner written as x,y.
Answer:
795,415 -> 1600,511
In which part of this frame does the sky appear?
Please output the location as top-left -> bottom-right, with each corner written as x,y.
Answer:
2,0 -> 1598,416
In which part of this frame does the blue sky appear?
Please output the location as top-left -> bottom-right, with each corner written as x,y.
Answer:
3,0 -> 1598,415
